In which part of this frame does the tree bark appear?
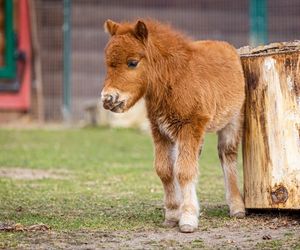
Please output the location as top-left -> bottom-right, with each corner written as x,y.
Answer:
240,42 -> 300,209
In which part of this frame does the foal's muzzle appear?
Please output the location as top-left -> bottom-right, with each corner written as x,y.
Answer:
101,91 -> 126,113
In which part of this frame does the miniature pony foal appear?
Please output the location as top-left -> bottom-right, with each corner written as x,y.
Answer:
101,19 -> 245,233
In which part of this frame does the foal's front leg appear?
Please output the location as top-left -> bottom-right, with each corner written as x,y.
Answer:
175,123 -> 206,233
152,128 -> 182,227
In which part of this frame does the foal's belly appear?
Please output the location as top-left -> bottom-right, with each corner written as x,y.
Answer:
206,119 -> 229,133
206,107 -> 241,133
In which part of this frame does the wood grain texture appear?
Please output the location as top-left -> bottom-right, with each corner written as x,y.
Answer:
241,46 -> 300,209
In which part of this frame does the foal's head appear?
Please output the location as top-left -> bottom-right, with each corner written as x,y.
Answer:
101,20 -> 149,113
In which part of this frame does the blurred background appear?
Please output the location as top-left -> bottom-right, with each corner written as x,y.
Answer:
0,0 -> 299,126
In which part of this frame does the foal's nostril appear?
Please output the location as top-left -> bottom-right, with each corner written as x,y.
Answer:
101,94 -> 113,104
105,94 -> 113,102
102,94 -> 115,110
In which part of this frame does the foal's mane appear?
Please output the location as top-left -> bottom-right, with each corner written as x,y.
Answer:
145,19 -> 192,44
116,19 -> 192,52
139,20 -> 194,104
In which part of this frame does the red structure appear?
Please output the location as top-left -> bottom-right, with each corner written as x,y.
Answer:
0,0 -> 31,110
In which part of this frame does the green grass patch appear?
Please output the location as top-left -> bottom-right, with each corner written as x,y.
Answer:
0,127 -> 243,232
256,240 -> 284,250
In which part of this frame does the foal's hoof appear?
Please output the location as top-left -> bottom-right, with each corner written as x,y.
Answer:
231,211 -> 245,218
179,224 -> 196,233
162,220 -> 178,228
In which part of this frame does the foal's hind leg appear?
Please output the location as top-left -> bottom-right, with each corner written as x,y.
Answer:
217,114 -> 245,218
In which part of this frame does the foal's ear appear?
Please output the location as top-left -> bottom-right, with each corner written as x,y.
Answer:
134,20 -> 148,42
104,19 -> 119,36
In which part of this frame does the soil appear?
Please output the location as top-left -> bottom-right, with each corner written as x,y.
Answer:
0,168 -> 68,180
3,213 -> 300,249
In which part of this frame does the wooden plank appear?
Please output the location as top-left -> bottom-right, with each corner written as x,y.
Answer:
29,0 -> 44,122
240,42 -> 300,209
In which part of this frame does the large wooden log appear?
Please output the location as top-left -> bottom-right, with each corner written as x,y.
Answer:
240,42 -> 300,209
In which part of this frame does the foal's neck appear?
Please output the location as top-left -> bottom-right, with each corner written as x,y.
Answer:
145,23 -> 192,103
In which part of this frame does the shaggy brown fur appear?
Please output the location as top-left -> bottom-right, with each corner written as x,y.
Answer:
101,19 -> 245,233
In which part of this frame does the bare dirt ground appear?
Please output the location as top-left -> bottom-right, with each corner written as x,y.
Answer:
0,168 -> 69,180
3,213 -> 299,249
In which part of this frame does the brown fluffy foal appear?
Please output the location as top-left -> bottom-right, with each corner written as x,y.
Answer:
101,19 -> 245,233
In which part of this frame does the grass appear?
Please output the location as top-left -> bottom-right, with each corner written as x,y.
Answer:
0,127 -> 236,231
0,127 -> 249,248
1,127 -> 299,249
255,240 -> 284,250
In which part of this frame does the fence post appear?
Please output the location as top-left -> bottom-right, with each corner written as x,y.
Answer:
62,0 -> 71,122
249,0 -> 268,46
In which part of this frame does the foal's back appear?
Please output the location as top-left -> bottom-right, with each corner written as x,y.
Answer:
189,40 -> 245,132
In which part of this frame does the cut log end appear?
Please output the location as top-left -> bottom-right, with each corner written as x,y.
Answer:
238,41 -> 300,57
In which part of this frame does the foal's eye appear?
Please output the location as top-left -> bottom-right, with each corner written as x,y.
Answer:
127,60 -> 139,68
